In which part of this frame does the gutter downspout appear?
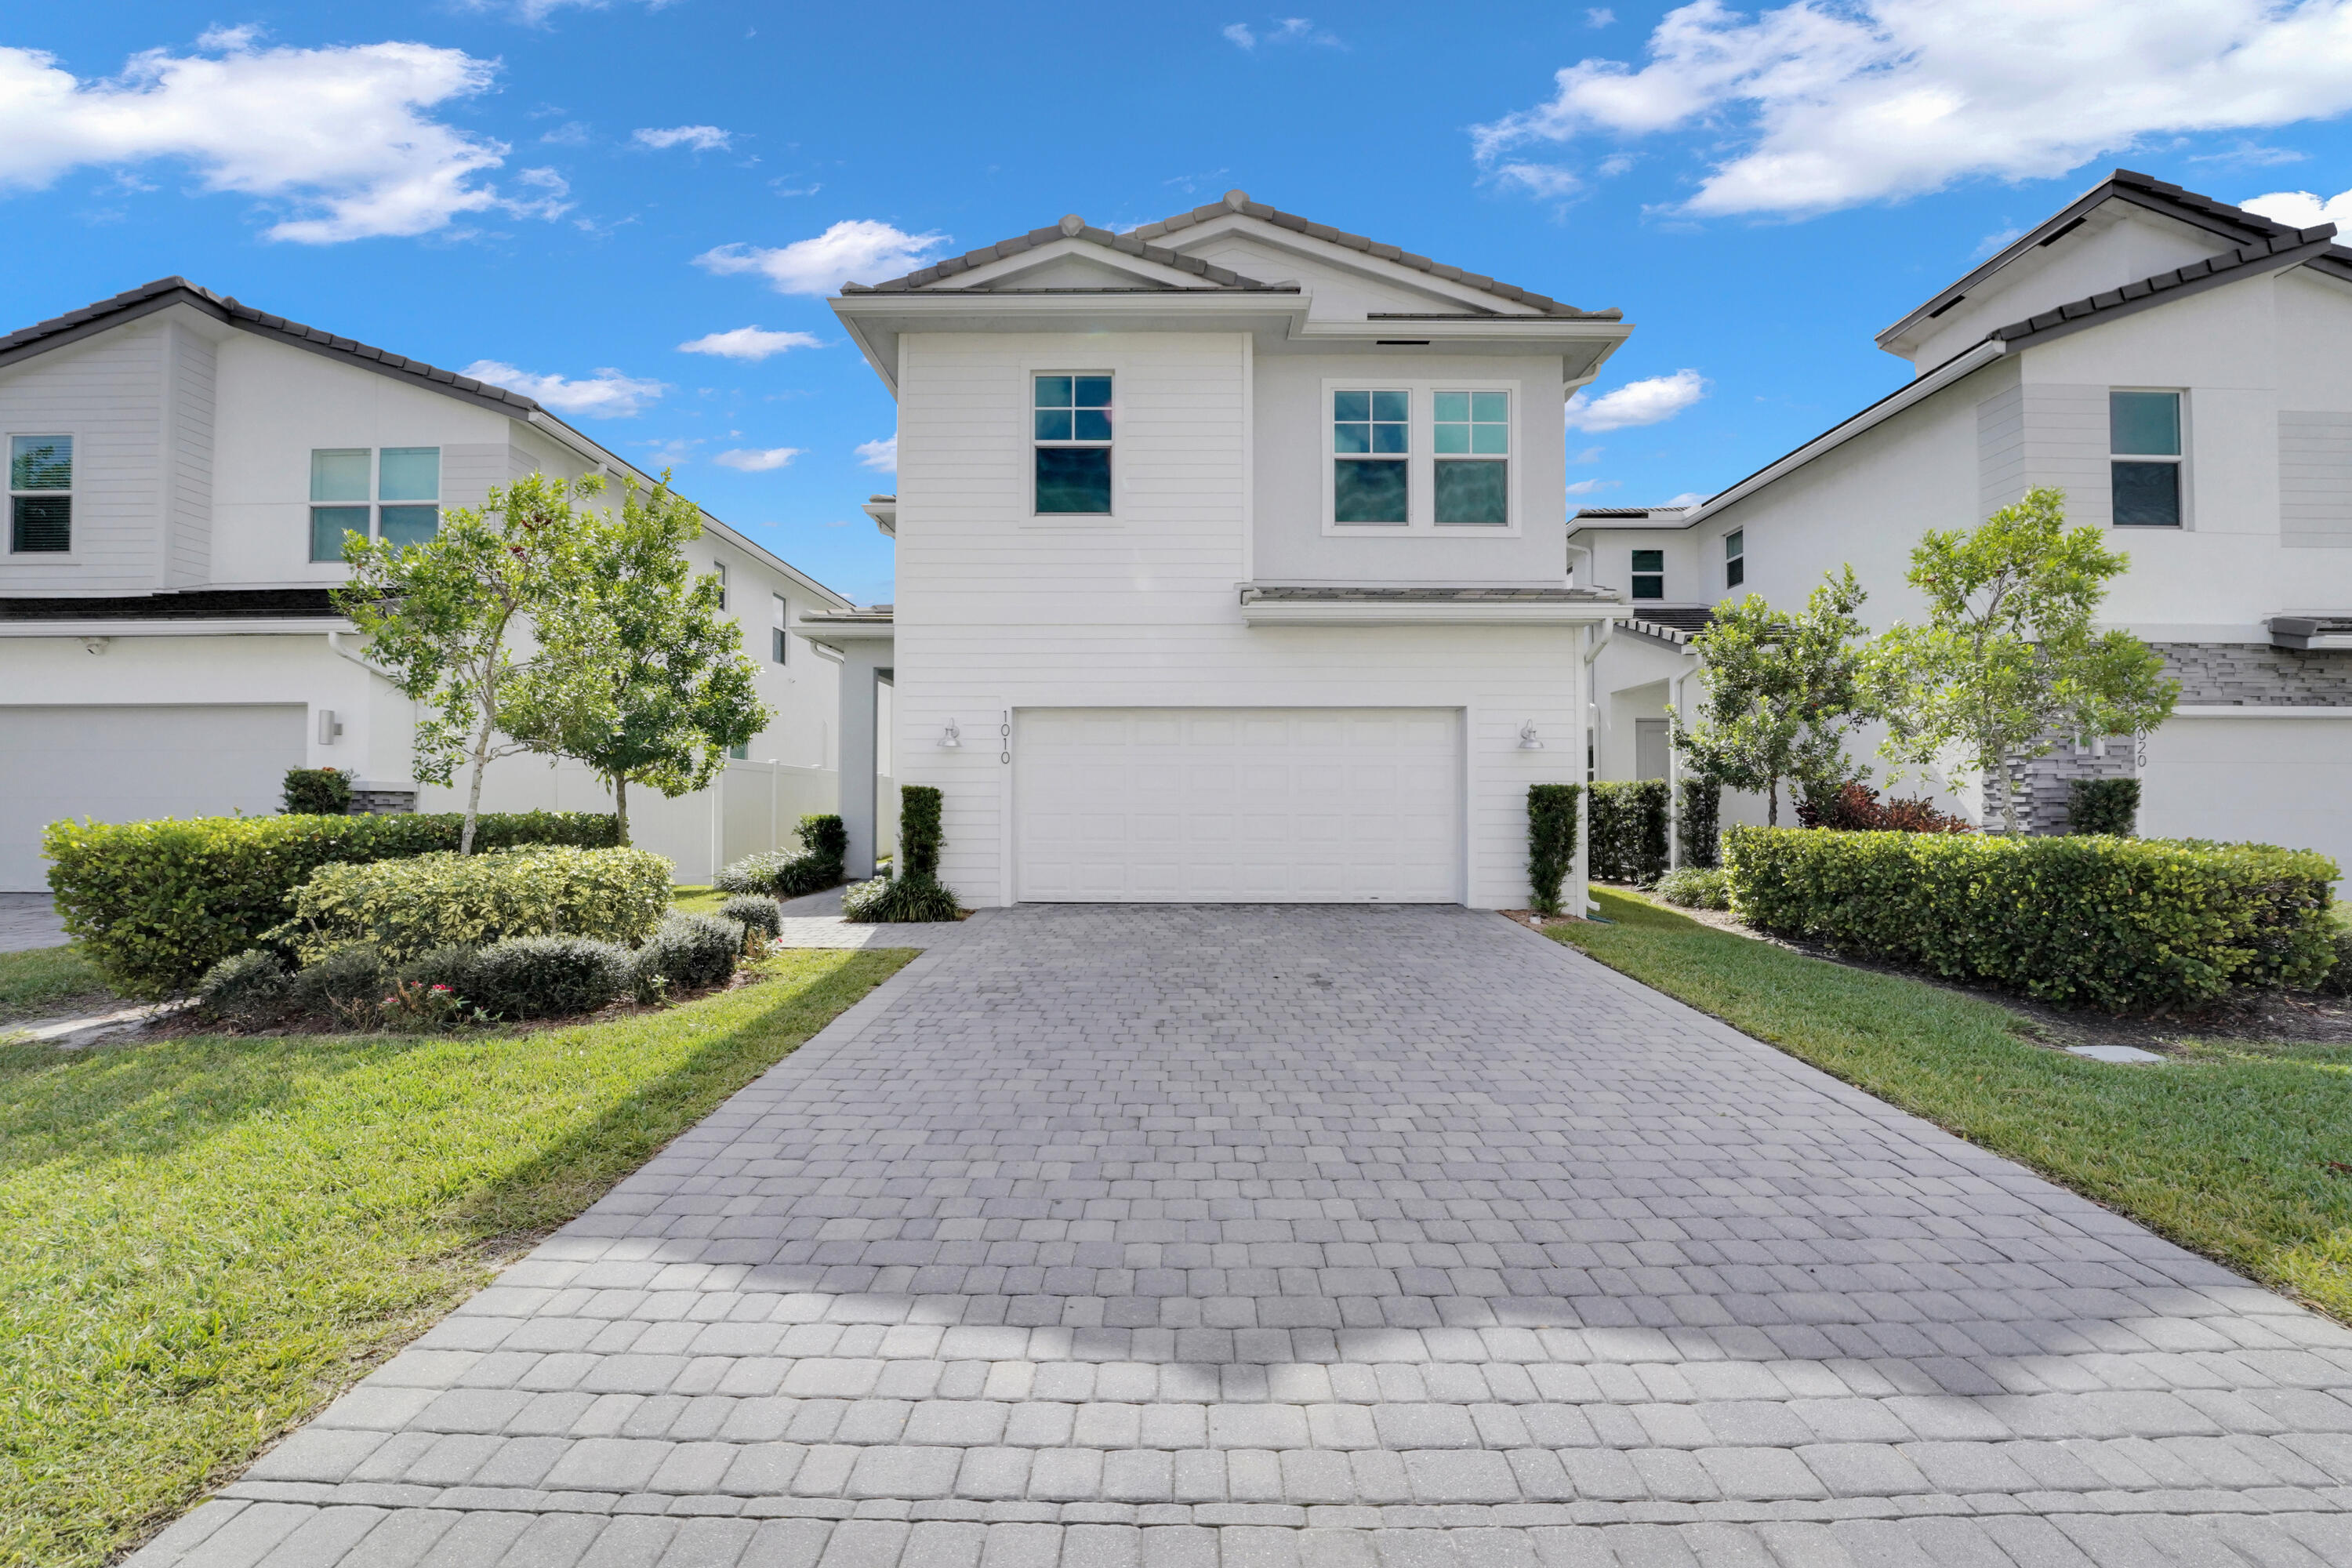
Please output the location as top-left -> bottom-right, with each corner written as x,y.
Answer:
1576,615 -> 1621,918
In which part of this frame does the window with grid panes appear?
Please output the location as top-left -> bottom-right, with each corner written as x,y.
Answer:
2111,391 -> 2183,527
9,436 -> 71,553
1333,389 -> 1409,523
1433,391 -> 1508,525
1034,375 -> 1113,514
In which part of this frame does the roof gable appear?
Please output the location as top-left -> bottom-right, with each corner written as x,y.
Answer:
839,216 -> 1283,296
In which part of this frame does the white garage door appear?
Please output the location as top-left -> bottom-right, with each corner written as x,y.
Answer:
0,705 -> 308,891
2141,716 -> 2352,875
1015,707 -> 1461,902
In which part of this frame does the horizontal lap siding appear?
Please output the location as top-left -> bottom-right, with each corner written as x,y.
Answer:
894,331 -> 1577,908
0,328 -> 165,592
168,325 -> 216,587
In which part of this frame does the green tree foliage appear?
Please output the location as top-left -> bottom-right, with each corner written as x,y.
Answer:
1870,488 -> 2177,833
1671,568 -> 1874,826
500,476 -> 770,845
333,474 -> 598,854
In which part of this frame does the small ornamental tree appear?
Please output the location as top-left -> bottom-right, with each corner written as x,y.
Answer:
1671,567 -> 1875,826
335,474 -> 598,855
500,476 -> 770,845
1870,488 -> 2177,834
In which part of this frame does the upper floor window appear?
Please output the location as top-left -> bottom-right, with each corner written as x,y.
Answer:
1334,389 -> 1410,524
1632,549 -> 1664,601
310,446 -> 440,561
1724,528 -> 1744,588
713,561 -> 729,611
1432,391 -> 1508,526
9,435 -> 71,554
1035,374 -> 1112,514
2111,390 -> 2182,528
771,593 -> 789,664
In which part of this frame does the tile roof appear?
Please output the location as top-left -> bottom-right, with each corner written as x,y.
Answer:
1987,224 -> 2339,347
1131,191 -> 1619,320
1240,585 -> 1621,604
840,216 -> 1286,294
0,277 -> 547,415
1573,506 -> 1693,520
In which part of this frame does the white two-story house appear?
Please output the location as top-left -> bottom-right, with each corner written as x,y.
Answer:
801,192 -> 1629,910
1574,170 -> 2352,873
0,278 -> 852,890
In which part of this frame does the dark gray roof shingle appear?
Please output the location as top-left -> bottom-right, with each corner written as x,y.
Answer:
840,216 -> 1283,294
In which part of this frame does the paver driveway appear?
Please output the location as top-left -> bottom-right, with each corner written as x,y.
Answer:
140,906 -> 2352,1567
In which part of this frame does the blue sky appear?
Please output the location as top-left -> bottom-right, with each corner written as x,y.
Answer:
9,2 -> 2352,605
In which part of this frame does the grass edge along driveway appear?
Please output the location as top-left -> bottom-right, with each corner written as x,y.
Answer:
0,945 -> 914,1568
1548,888 -> 2352,1329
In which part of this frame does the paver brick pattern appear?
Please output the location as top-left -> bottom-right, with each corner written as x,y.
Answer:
136,906 -> 2352,1566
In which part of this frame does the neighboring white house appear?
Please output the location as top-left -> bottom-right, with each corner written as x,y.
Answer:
0,278 -> 853,890
1573,169 -> 2352,873
802,193 -> 1630,909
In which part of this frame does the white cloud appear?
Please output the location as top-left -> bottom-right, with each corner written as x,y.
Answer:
1474,0 -> 2352,219
677,325 -> 824,361
1571,445 -> 1605,464
1566,477 -> 1622,495
461,360 -> 668,417
1564,368 -> 1709,431
856,436 -> 898,473
0,36 -> 564,242
2241,184 -> 2352,228
1489,162 -> 1582,199
713,447 -> 802,472
696,220 -> 950,296
634,125 -> 731,152
1663,492 -> 1710,507
1585,8 -> 1616,26
1223,16 -> 1342,49
1223,23 -> 1258,48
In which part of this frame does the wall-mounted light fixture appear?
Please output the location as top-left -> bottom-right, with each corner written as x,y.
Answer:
1517,721 -> 1544,751
318,710 -> 344,746
938,719 -> 962,749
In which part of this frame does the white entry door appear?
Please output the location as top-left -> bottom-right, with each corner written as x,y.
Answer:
1014,707 -> 1462,902
0,704 -> 307,891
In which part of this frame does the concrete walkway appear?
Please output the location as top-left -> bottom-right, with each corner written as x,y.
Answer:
136,906 -> 2352,1566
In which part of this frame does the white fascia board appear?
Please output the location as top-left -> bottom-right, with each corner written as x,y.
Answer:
794,617 -> 895,653
0,619 -> 348,637
1289,314 -> 1634,362
830,291 -> 1312,395
1240,600 -> 1624,628
922,236 -> 1237,292
1675,339 -> 2010,531
521,412 -> 854,610
862,499 -> 897,538
1565,515 -> 1696,538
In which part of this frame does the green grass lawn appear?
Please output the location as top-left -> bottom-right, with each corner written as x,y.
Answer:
670,883 -> 728,916
1550,888 -> 2352,1326
0,946 -> 914,1568
0,945 -> 111,1025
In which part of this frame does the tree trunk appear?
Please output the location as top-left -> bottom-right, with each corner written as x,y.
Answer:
1767,776 -> 1780,827
462,720 -> 491,855
1995,758 -> 2021,836
612,774 -> 631,846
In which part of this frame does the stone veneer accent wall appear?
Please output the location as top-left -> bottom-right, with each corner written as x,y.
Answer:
2011,642 -> 2352,833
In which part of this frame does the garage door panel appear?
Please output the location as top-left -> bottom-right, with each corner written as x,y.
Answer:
2143,717 -> 2352,873
1014,706 -> 1461,903
0,704 -> 307,892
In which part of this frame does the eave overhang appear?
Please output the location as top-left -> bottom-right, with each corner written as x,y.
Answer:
1239,587 -> 1624,628
795,610 -> 895,654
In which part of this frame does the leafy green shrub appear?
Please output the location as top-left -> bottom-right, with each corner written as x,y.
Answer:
720,894 -> 782,944
1675,779 -> 1720,870
631,913 -> 743,998
1589,780 -> 1669,885
287,945 -> 386,1026
1655,866 -> 1730,910
2070,777 -> 2141,837
465,936 -> 631,1019
281,768 -> 352,816
282,846 -> 672,964
398,945 -> 481,999
715,813 -> 846,898
45,810 -> 621,998
194,949 -> 292,1028
1723,826 -> 2338,1011
1526,784 -> 1581,916
2315,926 -> 2352,997
843,786 -> 960,922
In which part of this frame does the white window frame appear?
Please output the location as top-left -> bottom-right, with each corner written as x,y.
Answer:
2108,387 -> 2190,530
1027,366 -> 1118,524
771,592 -> 789,665
713,560 -> 729,612
1322,379 -> 1523,536
1724,528 -> 1744,590
1630,547 -> 1666,602
7,430 -> 77,557
307,445 -> 442,564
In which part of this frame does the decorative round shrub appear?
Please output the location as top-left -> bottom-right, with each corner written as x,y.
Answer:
1654,866 -> 1731,910
195,949 -> 292,1028
631,914 -> 743,999
280,767 -> 352,816
840,869 -> 960,924
287,945 -> 387,1024
399,945 -> 481,998
464,936 -> 631,1019
720,895 -> 782,944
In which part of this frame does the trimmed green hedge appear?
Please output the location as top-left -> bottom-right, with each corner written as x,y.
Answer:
281,846 -> 673,964
1589,780 -> 1669,886
1723,826 -> 2338,1011
2070,777 -> 2141,837
45,811 -> 620,997
1526,784 -> 1580,916
1675,779 -> 1720,870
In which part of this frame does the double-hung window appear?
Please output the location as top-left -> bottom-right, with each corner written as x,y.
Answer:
1632,550 -> 1664,601
2111,391 -> 2183,528
1334,389 -> 1410,524
713,561 -> 729,611
310,446 -> 441,561
1432,391 -> 1508,525
771,593 -> 789,664
1034,374 -> 1113,514
1724,528 -> 1744,588
9,435 -> 71,554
